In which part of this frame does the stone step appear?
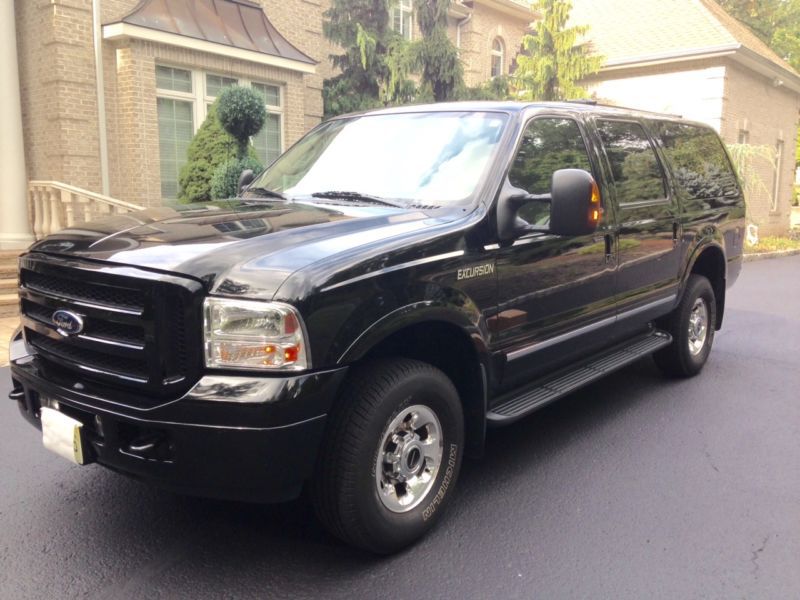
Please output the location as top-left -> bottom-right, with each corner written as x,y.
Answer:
0,293 -> 20,317
0,278 -> 18,291
0,264 -> 18,278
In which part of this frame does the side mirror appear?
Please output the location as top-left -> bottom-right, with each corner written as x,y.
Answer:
238,169 -> 255,194
549,169 -> 601,237
497,169 -> 601,241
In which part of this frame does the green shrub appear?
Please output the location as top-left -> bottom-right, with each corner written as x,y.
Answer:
178,103 -> 240,203
217,87 -> 267,157
210,156 -> 264,200
458,75 -> 512,101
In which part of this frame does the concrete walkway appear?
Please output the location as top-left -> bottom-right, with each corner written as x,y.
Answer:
0,316 -> 20,367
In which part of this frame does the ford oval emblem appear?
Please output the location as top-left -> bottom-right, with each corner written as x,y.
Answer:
52,310 -> 84,336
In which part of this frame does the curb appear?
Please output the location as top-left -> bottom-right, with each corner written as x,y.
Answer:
743,248 -> 800,262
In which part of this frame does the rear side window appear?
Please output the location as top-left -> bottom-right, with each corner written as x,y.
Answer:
654,122 -> 740,200
596,120 -> 666,205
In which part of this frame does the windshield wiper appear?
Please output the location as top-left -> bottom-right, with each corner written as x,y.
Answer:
243,186 -> 288,201
310,191 -> 405,208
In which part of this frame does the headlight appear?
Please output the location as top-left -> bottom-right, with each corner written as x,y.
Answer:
203,298 -> 309,371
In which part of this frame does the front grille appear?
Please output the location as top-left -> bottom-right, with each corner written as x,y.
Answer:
23,270 -> 145,311
19,254 -> 204,406
27,330 -> 149,381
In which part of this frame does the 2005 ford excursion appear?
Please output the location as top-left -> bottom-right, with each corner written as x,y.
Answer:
8,102 -> 744,553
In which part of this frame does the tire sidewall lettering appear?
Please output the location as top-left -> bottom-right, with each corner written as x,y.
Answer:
421,442 -> 459,522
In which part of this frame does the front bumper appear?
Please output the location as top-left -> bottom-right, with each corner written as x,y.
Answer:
8,332 -> 348,503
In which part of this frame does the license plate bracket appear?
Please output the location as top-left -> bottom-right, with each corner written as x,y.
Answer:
41,407 -> 87,465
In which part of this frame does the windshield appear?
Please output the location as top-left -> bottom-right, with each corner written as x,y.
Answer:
249,111 -> 508,206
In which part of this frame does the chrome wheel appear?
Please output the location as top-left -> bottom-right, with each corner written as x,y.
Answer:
687,297 -> 708,356
375,404 -> 443,513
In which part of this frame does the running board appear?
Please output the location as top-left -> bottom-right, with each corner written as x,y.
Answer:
487,330 -> 672,425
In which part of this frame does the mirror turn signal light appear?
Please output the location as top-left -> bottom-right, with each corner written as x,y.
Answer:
589,179 -> 602,224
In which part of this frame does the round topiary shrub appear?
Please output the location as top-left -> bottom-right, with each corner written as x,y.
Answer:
210,155 -> 264,200
216,86 -> 267,156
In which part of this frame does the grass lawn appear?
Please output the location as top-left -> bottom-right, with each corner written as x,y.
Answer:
745,235 -> 800,253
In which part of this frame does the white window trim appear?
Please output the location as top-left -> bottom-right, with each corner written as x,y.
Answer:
491,37 -> 505,77
155,65 -> 286,152
772,139 -> 784,212
155,65 -> 287,198
392,0 -> 413,41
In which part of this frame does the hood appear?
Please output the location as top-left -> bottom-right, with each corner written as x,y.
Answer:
29,200 -> 452,298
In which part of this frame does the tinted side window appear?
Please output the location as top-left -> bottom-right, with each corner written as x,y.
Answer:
597,120 -> 666,204
509,118 -> 593,195
509,118 -> 594,226
655,122 -> 740,199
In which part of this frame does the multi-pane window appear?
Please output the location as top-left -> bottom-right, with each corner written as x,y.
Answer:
251,83 -> 283,165
155,66 -> 195,199
155,65 -> 285,200
205,74 -> 238,99
392,0 -> 413,40
596,120 -> 666,205
491,38 -> 505,78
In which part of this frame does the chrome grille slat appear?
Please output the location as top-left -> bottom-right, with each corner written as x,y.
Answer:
77,333 -> 145,351
18,254 -> 203,405
20,285 -> 143,315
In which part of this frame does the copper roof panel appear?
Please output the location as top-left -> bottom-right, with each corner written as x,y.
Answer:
111,0 -> 315,65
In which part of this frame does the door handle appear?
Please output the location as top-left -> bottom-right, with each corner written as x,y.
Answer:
672,222 -> 680,246
604,233 -> 614,263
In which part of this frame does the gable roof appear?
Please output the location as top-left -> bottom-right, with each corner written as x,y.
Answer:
104,0 -> 315,70
570,0 -> 799,84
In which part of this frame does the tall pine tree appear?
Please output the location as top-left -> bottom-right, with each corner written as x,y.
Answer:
322,0 -> 392,116
513,0 -> 602,101
412,0 -> 464,102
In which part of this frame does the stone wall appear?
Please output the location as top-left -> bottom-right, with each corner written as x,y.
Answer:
586,60 -> 727,129
721,60 -> 800,236
16,0 -> 102,192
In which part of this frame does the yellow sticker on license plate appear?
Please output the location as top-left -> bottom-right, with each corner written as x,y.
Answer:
41,407 -> 86,465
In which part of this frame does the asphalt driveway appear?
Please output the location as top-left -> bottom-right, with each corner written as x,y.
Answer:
1,255 -> 799,599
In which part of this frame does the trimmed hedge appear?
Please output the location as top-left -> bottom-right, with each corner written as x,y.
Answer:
217,86 -> 267,157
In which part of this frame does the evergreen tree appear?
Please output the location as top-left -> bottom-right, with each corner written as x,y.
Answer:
322,0 -> 393,116
717,0 -> 800,69
178,103 -> 240,203
513,0 -> 603,101
412,0 -> 464,101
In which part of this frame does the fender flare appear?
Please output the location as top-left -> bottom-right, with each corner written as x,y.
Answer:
337,300 -> 492,457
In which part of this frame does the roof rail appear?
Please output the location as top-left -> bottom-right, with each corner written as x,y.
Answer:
567,99 -> 683,118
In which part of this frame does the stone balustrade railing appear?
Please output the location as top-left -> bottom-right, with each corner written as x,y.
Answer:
28,181 -> 143,240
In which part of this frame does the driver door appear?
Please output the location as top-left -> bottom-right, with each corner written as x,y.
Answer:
492,116 -> 618,391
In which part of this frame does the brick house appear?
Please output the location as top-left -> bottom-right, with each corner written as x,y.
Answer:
2,0 -> 533,240
571,0 -> 800,235
3,0 -> 798,249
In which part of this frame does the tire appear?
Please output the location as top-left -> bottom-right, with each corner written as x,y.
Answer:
312,358 -> 464,554
653,274 -> 717,377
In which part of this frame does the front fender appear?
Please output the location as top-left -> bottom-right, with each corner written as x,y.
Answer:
338,298 -> 489,365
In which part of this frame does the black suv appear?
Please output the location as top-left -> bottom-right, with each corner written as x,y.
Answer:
8,102 -> 745,553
